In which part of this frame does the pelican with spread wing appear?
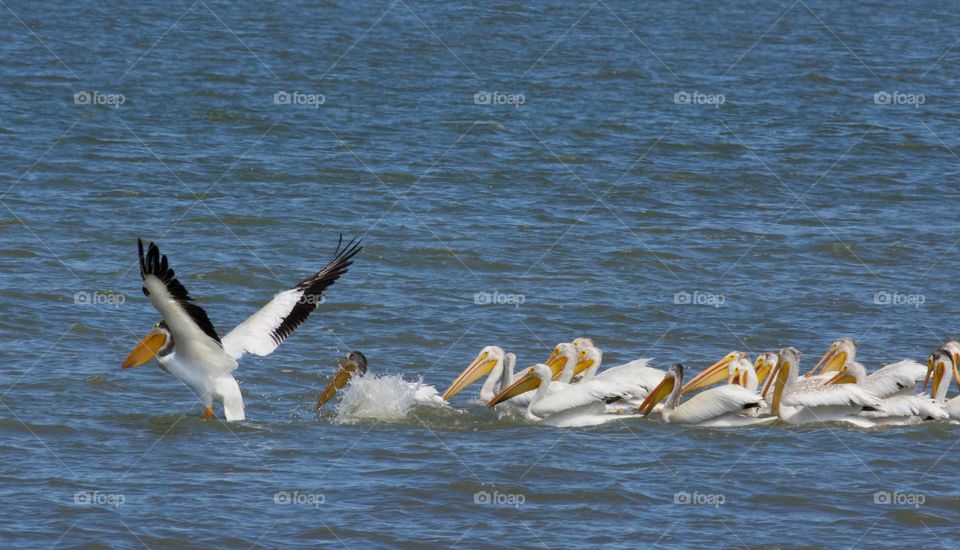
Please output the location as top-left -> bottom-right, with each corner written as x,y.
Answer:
122,236 -> 362,420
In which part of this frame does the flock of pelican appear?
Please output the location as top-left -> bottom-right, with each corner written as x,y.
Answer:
120,237 -> 960,428
437,337 -> 960,428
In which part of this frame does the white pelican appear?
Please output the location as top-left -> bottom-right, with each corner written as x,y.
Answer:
571,345 -> 664,411
681,351 -> 775,395
488,364 -> 639,427
122,237 -> 362,420
769,347 -> 882,426
638,364 -> 771,426
925,349 -> 960,419
485,342 -> 587,407
316,351 -> 444,409
441,346 -> 521,403
824,361 -> 947,424
809,337 -> 926,386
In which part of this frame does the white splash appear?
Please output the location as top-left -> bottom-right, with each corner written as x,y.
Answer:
334,374 -> 447,423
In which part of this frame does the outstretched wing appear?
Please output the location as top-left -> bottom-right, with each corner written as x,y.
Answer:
138,238 -> 222,348
221,236 -> 362,361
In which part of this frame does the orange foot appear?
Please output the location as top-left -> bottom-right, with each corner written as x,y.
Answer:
203,407 -> 213,420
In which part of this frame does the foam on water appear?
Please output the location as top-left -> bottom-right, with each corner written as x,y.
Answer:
334,374 -> 447,423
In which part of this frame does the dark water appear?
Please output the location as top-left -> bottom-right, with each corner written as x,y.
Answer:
2,0 -> 959,547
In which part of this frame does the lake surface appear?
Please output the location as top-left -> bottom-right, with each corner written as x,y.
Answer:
1,0 -> 959,547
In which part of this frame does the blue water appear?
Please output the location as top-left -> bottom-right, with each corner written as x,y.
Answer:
2,0 -> 959,547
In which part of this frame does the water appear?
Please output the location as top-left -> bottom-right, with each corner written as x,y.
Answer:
1,0 -> 959,546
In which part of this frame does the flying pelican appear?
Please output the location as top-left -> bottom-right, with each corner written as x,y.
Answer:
638,364 -> 771,426
769,347 -> 882,426
441,346 -> 520,402
316,351 -> 444,409
824,361 -> 947,424
925,349 -> 960,419
122,236 -> 362,420
487,363 -> 639,427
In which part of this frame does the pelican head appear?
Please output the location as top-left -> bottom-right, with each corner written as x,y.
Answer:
317,350 -> 368,408
545,343 -> 578,381
576,346 -> 602,375
807,337 -> 855,377
754,352 -> 778,384
925,348 -> 957,398
442,345 -> 505,400
769,347 -> 800,416
681,351 -> 747,394
122,320 -> 174,368
638,363 -> 683,416
572,337 -> 596,352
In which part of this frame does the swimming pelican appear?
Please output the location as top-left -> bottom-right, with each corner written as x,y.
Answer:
486,343 -> 587,406
809,338 -> 926,385
441,346 -> 520,402
638,364 -> 771,426
925,349 -> 960,419
769,347 -> 882,426
316,351 -> 444,408
122,237 -> 362,420
824,360 -> 947,424
488,364 -> 640,427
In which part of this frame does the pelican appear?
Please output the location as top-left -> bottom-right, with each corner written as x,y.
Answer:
638,364 -> 770,426
122,237 -> 362,420
441,346 -> 520,402
809,337 -> 926,385
824,361 -> 947,424
769,347 -> 882,426
486,343 -> 587,407
488,364 -> 640,427
316,351 -> 444,409
681,351 -> 772,394
925,349 -> 960,419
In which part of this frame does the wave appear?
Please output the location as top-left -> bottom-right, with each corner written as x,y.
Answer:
334,374 -> 448,424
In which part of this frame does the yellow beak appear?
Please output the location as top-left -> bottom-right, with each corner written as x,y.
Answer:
442,353 -> 498,401
316,362 -> 359,409
680,357 -> 731,394
770,357 -> 790,416
931,361 -> 944,399
487,371 -> 540,407
638,375 -> 675,416
121,329 -> 166,369
545,352 -> 567,381
825,367 -> 855,385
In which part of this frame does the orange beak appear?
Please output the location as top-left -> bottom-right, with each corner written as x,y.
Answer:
121,329 -> 166,369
